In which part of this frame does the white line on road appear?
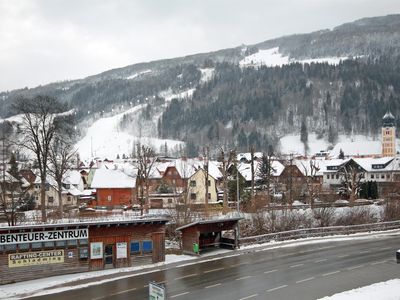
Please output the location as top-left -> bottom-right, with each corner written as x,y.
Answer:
359,250 -> 370,254
205,283 -> 222,289
318,246 -> 334,250
371,260 -> 387,265
264,269 -> 278,274
315,259 -> 327,263
290,263 -> 304,268
323,270 -> 340,277
204,267 -> 224,273
347,265 -> 364,270
267,285 -> 288,292
239,294 -> 258,300
236,275 -> 252,281
171,292 -> 190,298
296,277 -> 314,283
175,273 -> 197,280
381,247 -> 391,251
337,254 -> 349,258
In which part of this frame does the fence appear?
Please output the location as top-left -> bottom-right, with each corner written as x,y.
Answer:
239,220 -> 400,245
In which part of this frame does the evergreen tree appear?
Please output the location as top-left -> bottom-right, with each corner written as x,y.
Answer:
339,148 -> 345,159
8,152 -> 19,180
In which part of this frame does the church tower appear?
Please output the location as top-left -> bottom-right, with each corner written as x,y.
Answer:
382,111 -> 396,157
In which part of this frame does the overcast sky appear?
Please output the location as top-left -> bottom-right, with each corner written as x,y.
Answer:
1,0 -> 400,91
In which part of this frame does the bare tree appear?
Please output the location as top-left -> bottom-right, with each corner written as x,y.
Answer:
339,159 -> 365,206
48,138 -> 77,217
135,145 -> 157,215
203,146 -> 210,216
218,147 -> 236,214
14,96 -> 63,222
300,160 -> 318,209
249,146 -> 255,199
257,153 -> 275,206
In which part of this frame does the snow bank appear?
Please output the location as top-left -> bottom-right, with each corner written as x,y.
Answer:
318,279 -> 400,300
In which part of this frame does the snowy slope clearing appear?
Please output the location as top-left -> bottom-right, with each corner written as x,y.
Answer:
318,279 -> 400,300
240,47 -> 349,68
75,105 -> 184,160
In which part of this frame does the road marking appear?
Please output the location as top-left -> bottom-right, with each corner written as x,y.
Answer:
175,273 -> 197,280
347,265 -> 364,270
359,250 -> 370,254
318,246 -> 334,250
264,269 -> 278,274
381,247 -> 391,250
143,284 -> 148,288
290,263 -> 304,268
371,260 -> 387,265
204,267 -> 224,273
157,280 -> 167,285
267,285 -> 288,292
205,283 -> 222,289
236,275 -> 252,280
315,259 -> 327,263
337,254 -> 349,258
239,294 -> 258,300
171,292 -> 190,298
296,277 -> 314,283
323,270 -> 340,277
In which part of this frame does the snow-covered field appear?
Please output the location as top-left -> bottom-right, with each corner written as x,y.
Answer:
279,133 -> 400,156
240,47 -> 349,68
318,279 -> 400,300
75,104 -> 184,160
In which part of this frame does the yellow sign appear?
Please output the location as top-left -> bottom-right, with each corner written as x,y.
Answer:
8,250 -> 64,268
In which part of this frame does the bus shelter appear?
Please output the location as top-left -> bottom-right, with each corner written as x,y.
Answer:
176,217 -> 242,255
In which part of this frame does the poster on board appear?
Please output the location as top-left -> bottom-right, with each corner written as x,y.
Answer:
116,242 -> 127,259
149,282 -> 166,300
90,242 -> 103,259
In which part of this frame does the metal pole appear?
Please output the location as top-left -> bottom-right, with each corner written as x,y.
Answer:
236,165 -> 240,248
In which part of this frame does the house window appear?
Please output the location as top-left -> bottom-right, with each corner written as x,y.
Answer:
142,240 -> 153,253
381,174 -> 385,179
44,241 -> 55,248
130,241 -> 141,254
208,193 -> 211,200
327,175 -> 330,179
190,193 -> 196,200
67,196 -> 72,202
371,174 -> 374,179
387,174 -> 391,179
107,195 -> 112,201
336,174 -> 339,179
207,180 -> 211,186
32,242 -> 42,250
190,180 -> 196,187
48,196 -> 54,203
168,198 -> 172,204
18,243 -> 29,250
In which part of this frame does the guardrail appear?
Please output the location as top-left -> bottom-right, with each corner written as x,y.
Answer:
239,220 -> 400,245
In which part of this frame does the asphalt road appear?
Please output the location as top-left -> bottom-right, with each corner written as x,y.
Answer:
26,234 -> 400,300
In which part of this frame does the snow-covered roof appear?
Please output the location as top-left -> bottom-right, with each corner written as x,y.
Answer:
237,160 -> 284,181
237,152 -> 263,162
0,171 -> 20,183
295,159 -> 329,176
354,157 -> 394,172
63,170 -> 82,185
330,141 -> 381,158
90,169 -> 136,188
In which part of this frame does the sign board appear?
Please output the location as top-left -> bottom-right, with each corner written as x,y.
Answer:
90,242 -> 103,259
0,229 -> 88,245
8,250 -> 64,268
116,242 -> 127,259
149,282 -> 166,300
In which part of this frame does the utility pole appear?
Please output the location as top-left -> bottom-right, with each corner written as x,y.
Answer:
204,146 -> 209,217
236,162 -> 241,248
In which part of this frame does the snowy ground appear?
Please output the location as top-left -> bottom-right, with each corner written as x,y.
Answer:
318,279 -> 400,300
1,230 -> 399,300
75,104 -> 184,160
279,133 -> 400,157
239,47 -> 348,68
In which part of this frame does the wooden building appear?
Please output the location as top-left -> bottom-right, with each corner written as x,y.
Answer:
0,218 -> 168,284
176,218 -> 242,255
90,168 -> 136,208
